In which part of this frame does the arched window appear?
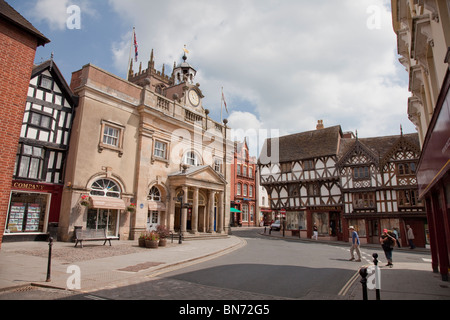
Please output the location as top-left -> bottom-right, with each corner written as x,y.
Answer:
90,179 -> 121,198
148,186 -> 161,201
183,151 -> 201,166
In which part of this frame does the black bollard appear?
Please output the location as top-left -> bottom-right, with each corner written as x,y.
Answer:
46,237 -> 53,282
359,267 -> 368,300
373,253 -> 381,300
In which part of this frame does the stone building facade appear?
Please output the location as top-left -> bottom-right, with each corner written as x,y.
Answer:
59,52 -> 233,241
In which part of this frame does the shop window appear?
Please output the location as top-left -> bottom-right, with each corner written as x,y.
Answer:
6,192 -> 48,233
87,208 -> 118,236
312,212 -> 329,235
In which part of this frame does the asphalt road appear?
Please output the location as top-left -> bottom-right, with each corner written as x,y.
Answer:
0,228 -> 432,302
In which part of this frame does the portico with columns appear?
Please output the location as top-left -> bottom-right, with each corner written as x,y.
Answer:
168,165 -> 227,235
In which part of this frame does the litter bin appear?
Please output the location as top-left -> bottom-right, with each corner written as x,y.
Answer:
48,222 -> 58,241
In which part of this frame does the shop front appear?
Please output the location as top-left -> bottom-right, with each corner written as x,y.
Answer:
306,206 -> 342,241
4,181 -> 63,241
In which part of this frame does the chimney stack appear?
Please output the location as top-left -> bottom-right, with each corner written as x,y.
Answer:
316,120 -> 324,130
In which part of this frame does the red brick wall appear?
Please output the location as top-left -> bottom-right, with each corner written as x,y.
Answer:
0,20 -> 39,248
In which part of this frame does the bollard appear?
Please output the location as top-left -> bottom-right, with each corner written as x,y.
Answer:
359,267 -> 368,300
46,237 -> 53,282
373,253 -> 381,300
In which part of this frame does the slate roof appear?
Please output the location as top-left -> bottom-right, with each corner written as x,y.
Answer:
338,133 -> 420,166
0,0 -> 50,46
259,125 -> 343,163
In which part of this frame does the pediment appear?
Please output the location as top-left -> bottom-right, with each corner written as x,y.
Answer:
168,165 -> 227,189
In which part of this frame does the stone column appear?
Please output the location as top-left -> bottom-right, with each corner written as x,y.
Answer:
208,190 -> 216,233
167,186 -> 176,232
181,186 -> 188,234
217,191 -> 224,233
191,187 -> 199,234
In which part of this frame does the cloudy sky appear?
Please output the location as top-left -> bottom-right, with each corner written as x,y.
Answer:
9,0 -> 414,155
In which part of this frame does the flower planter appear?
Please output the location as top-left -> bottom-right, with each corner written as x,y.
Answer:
145,239 -> 159,249
159,238 -> 167,247
138,238 -> 146,247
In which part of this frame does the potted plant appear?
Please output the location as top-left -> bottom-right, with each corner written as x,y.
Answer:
156,225 -> 170,247
80,195 -> 90,207
145,231 -> 159,249
138,232 -> 146,247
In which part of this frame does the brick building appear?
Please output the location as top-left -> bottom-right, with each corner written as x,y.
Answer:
0,0 -> 49,248
230,139 -> 257,227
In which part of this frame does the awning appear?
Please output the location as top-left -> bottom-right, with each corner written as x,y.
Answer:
230,207 -> 241,213
90,196 -> 126,210
148,201 -> 166,211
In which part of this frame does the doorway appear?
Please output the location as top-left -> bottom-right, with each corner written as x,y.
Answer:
368,219 -> 379,244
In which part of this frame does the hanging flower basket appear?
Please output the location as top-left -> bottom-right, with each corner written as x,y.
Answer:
80,195 -> 90,207
127,203 -> 136,213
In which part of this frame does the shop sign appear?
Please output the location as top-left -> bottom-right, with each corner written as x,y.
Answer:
12,182 -> 45,191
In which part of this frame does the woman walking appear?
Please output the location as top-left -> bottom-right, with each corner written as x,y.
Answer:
380,229 -> 396,267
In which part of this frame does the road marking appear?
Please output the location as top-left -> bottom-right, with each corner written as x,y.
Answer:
338,270 -> 360,296
422,258 -> 432,262
84,294 -> 107,300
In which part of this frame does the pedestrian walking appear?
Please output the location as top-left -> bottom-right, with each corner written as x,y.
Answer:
312,223 -> 318,240
380,229 -> 396,267
348,226 -> 361,262
406,225 -> 416,249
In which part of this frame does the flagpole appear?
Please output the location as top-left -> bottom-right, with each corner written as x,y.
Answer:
127,27 -> 135,79
221,87 -> 223,123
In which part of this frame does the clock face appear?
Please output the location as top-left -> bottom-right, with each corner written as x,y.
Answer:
188,90 -> 200,107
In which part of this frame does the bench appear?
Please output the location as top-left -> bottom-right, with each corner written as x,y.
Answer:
75,229 -> 113,248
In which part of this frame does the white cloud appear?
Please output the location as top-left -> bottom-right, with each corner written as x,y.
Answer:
108,0 -> 415,142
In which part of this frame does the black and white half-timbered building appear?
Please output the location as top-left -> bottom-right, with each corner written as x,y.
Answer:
259,122 -> 427,247
259,124 -> 344,240
4,60 -> 77,241
337,132 -> 426,246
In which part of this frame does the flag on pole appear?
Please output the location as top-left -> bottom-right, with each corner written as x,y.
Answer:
134,29 -> 139,62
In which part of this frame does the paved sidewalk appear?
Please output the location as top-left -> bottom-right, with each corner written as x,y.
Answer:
0,235 -> 245,294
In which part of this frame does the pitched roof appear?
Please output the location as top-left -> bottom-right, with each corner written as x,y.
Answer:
337,133 -> 420,167
0,0 -> 50,46
32,60 -> 78,106
259,125 -> 343,164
